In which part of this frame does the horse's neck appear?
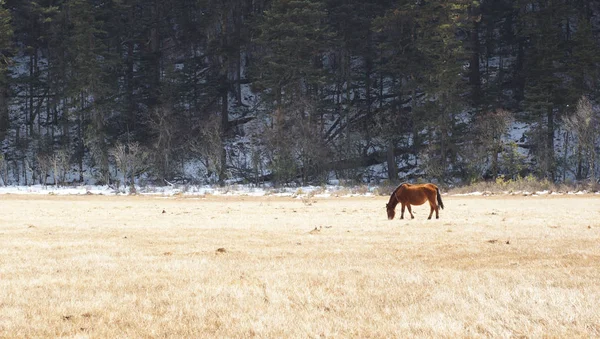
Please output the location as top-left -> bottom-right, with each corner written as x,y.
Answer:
388,184 -> 406,207
387,192 -> 399,208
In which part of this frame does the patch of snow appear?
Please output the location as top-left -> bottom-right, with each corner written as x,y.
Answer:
0,185 -> 115,195
0,184 -> 592,198
452,191 -> 483,196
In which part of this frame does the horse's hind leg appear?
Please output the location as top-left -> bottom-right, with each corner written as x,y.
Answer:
427,199 -> 435,219
427,196 -> 438,220
427,205 -> 434,220
407,205 -> 414,219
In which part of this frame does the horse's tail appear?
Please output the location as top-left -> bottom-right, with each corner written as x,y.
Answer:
436,187 -> 444,210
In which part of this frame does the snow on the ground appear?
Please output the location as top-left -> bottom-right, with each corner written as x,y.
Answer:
452,191 -> 484,196
451,189 -> 597,197
0,184 -> 377,198
0,185 -> 595,197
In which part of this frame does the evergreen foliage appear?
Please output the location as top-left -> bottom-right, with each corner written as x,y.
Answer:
0,0 -> 599,186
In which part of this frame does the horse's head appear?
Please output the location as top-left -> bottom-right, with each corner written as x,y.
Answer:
386,203 -> 395,220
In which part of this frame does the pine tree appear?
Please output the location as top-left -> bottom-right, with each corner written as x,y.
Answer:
516,0 -> 573,181
66,0 -> 118,183
253,0 -> 332,106
0,0 -> 13,143
568,15 -> 600,100
3,0 -> 64,184
373,1 -> 426,180
252,0 -> 334,183
412,0 -> 473,182
325,0 -> 395,179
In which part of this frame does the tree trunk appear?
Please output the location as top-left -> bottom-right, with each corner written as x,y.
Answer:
386,140 -> 398,181
563,132 -> 568,182
28,53 -> 34,138
234,2 -> 243,105
547,106 -> 555,181
0,81 -> 8,142
126,39 -> 135,130
514,40 -> 526,102
469,15 -> 481,106
364,29 -> 373,138
149,0 -> 162,109
491,143 -> 499,179
78,92 -> 84,183
576,144 -> 583,180
589,145 -> 596,186
219,91 -> 229,184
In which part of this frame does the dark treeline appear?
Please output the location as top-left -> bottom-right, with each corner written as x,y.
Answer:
0,0 -> 599,187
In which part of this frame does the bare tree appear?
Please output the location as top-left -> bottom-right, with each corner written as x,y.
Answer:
147,107 -> 177,180
110,142 -> 148,193
564,96 -> 599,187
36,154 -> 51,186
475,109 -> 513,178
189,115 -> 226,184
51,150 -> 70,186
259,98 -> 329,185
111,142 -> 128,190
85,132 -> 110,185
0,154 -> 7,186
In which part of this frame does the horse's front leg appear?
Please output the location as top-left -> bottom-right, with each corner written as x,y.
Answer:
407,205 -> 414,219
400,203 -> 405,219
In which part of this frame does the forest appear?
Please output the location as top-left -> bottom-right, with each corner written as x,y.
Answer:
0,0 -> 598,187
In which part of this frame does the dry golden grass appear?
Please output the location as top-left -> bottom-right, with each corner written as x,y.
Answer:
0,193 -> 599,338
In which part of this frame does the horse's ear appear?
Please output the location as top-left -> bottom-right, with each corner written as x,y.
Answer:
385,203 -> 389,208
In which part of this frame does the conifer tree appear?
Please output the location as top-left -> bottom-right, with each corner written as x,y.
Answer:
252,0 -> 334,183
412,0 -> 473,181
373,1 -> 425,180
516,0 -> 573,180
0,0 -> 13,142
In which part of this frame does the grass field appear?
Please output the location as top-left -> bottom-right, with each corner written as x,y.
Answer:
0,193 -> 599,338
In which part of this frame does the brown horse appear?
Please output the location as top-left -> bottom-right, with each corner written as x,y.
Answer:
386,183 -> 444,220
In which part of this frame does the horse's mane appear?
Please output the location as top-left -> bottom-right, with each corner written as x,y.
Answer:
387,183 -> 406,208
391,183 -> 406,196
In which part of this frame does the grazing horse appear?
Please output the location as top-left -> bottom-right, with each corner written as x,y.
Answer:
386,183 -> 444,220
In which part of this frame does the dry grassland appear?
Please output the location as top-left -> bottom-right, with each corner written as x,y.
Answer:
0,193 -> 599,338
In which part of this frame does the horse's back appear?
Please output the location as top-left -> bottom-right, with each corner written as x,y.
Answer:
423,183 -> 438,191
404,183 -> 437,192
399,183 -> 438,205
